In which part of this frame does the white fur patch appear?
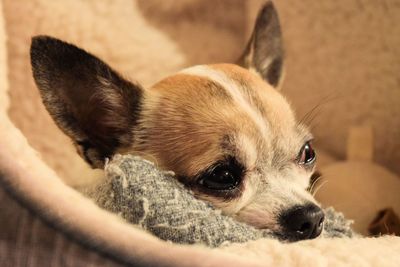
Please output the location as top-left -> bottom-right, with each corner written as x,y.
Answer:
237,134 -> 257,168
180,65 -> 269,138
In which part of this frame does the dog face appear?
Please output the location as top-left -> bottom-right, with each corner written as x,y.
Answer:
30,2 -> 324,241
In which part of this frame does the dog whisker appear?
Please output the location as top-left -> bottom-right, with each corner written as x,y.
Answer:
298,93 -> 342,127
312,180 -> 328,197
308,174 -> 323,193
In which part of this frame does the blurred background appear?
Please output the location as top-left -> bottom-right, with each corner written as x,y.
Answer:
2,0 -> 400,234
4,0 -> 400,178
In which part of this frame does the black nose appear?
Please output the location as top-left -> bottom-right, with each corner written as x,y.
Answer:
279,204 -> 325,241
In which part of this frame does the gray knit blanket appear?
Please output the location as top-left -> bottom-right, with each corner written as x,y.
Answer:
94,155 -> 354,248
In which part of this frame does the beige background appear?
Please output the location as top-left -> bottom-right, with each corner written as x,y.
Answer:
249,0 -> 400,175
4,0 -> 400,185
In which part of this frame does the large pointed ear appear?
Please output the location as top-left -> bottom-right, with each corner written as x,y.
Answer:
30,36 -> 143,168
237,1 -> 284,88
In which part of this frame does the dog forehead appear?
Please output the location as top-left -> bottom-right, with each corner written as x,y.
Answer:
183,64 -> 295,120
149,64 -> 299,138
148,65 -> 265,140
150,64 -> 295,122
141,73 -> 236,175
143,64 -> 301,173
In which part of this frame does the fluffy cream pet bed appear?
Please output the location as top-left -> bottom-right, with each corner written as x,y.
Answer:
1,1 -> 400,266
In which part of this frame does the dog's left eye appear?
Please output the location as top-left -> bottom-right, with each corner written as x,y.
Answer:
199,168 -> 239,190
198,157 -> 244,191
297,142 -> 316,166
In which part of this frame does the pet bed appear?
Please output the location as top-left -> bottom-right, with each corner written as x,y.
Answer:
1,1 -> 400,266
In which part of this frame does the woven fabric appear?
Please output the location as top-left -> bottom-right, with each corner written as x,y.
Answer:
99,155 -> 354,248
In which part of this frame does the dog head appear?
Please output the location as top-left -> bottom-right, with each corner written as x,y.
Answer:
30,2 -> 324,241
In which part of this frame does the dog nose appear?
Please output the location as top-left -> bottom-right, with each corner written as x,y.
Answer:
279,204 -> 325,241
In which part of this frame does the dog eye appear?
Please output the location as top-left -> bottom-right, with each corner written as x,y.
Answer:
198,157 -> 244,191
297,142 -> 316,166
199,168 -> 239,190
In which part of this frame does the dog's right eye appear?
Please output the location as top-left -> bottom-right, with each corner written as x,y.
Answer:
197,156 -> 244,191
297,141 -> 316,166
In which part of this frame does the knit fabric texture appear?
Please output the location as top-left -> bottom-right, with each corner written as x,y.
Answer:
99,154 -> 354,248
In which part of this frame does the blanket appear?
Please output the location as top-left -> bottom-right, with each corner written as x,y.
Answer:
97,155 -> 354,247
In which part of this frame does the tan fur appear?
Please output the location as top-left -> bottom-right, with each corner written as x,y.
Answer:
131,64 -> 308,176
133,72 -> 242,177
117,64 -> 318,229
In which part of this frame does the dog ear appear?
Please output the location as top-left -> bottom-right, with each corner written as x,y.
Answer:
237,2 -> 284,88
30,36 -> 143,168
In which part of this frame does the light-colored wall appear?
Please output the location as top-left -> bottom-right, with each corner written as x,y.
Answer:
0,0 -> 7,112
283,0 -> 400,174
247,0 -> 400,175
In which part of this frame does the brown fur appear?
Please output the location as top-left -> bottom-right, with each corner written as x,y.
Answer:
133,69 -> 265,178
131,64 -> 302,179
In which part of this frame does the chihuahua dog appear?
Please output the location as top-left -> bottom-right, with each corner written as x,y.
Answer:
30,2 -> 324,241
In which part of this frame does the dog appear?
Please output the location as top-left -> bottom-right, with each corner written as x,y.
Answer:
30,2 -> 324,241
